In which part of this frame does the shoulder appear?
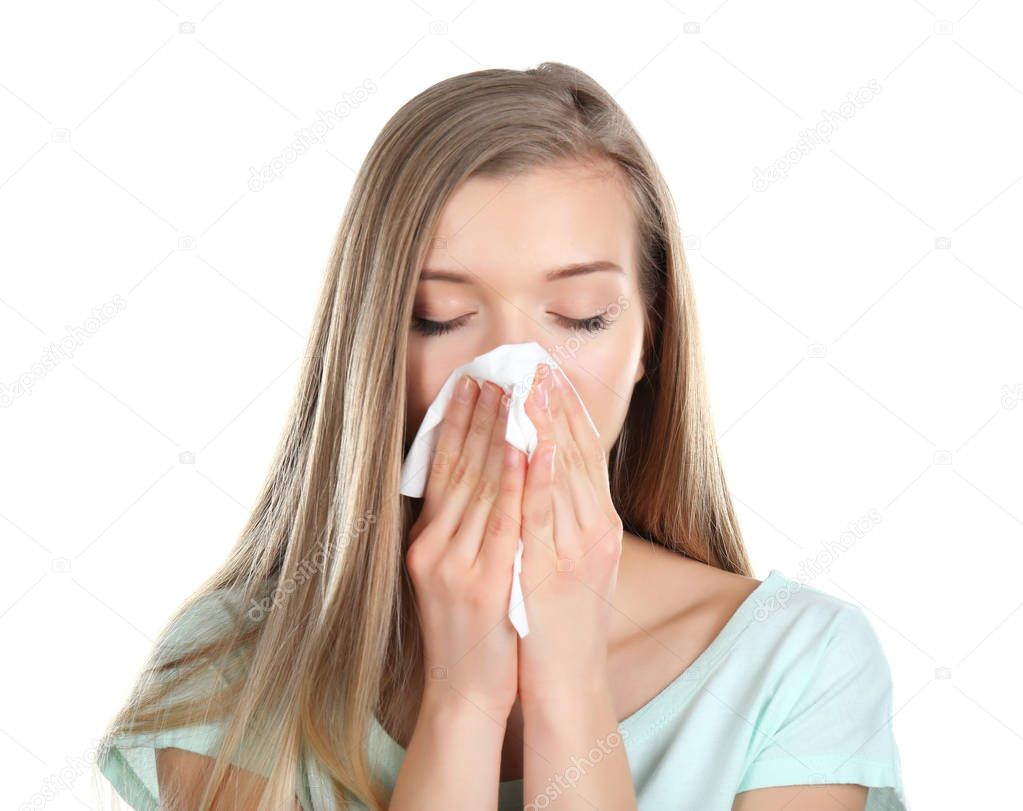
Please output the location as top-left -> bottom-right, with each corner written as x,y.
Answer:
148,589 -> 255,692
99,589 -> 291,809
163,589 -> 250,644
154,586 -> 272,674
749,571 -> 891,661
155,747 -> 301,810
611,536 -> 763,661
734,574 -> 907,804
633,551 -> 896,700
740,571 -> 898,740
617,538 -> 884,657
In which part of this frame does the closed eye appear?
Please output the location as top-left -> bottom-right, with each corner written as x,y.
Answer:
555,311 -> 614,334
410,314 -> 471,337
410,311 -> 615,337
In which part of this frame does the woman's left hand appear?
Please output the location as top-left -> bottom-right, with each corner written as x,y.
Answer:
516,361 -> 624,705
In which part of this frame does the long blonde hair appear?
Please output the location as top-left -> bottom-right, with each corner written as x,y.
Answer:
96,60 -> 751,811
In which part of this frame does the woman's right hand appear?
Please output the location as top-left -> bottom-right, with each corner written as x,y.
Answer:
405,374 -> 526,722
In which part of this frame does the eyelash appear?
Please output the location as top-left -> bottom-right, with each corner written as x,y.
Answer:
411,312 -> 614,337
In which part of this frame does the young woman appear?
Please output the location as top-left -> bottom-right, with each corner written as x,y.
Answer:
97,62 -> 908,811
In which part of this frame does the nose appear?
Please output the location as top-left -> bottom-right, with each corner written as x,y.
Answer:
471,323 -> 556,394
480,314 -> 555,359
459,299 -> 569,380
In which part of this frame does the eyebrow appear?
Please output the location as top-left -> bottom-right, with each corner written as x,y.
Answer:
419,260 -> 624,284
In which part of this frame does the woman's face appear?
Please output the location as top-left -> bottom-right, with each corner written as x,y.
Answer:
405,158 -> 647,461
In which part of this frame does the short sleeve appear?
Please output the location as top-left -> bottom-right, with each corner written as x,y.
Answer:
736,605 -> 910,810
98,723 -> 225,810
97,590 -> 275,810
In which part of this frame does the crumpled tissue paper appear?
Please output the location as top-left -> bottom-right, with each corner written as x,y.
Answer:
400,341 -> 588,637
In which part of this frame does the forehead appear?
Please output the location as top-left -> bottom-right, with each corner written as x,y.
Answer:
423,159 -> 638,280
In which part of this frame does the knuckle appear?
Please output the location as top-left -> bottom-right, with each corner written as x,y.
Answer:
449,456 -> 474,489
472,473 -> 500,505
467,414 -> 492,440
526,502 -> 554,530
430,447 -> 454,478
464,581 -> 489,610
486,509 -> 518,539
577,510 -> 600,532
405,541 -> 431,579
500,468 -> 520,494
588,535 -> 620,564
436,559 -> 463,591
597,522 -> 624,558
564,442 -> 586,471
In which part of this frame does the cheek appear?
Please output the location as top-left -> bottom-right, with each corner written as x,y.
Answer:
570,379 -> 633,458
404,345 -> 430,440
404,342 -> 462,438
560,344 -> 642,457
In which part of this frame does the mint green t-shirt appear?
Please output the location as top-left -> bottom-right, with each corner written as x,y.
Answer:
98,569 -> 910,810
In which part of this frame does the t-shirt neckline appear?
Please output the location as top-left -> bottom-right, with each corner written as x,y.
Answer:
369,568 -> 787,788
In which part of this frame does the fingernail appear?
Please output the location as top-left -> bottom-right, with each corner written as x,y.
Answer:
480,382 -> 500,407
456,374 -> 474,402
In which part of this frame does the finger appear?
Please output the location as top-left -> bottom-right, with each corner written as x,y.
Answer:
549,425 -> 585,562
549,365 -> 609,494
524,364 -> 584,559
522,363 -> 556,456
431,380 -> 503,539
547,367 -> 604,530
521,438 -> 557,584
519,364 -> 560,564
421,374 -> 478,527
450,388 -> 513,563
477,434 -> 526,581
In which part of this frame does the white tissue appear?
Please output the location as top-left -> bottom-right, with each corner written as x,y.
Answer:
400,341 -> 585,638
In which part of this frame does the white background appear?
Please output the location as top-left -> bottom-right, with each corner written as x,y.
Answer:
2,1 -> 1021,808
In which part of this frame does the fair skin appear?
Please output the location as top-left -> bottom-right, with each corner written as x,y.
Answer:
392,158 -> 869,811
154,159 -> 868,809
